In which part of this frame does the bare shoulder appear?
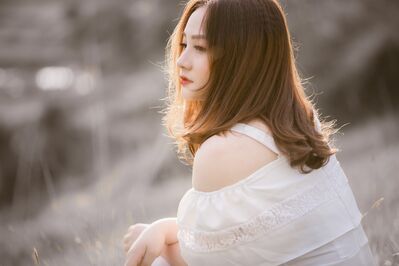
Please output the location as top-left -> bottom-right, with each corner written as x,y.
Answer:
192,123 -> 278,193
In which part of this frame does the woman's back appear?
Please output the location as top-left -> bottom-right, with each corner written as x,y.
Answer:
176,118 -> 375,265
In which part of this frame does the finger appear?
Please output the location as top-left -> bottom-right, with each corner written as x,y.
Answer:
123,233 -> 135,242
124,242 -> 131,254
125,244 -> 146,266
124,238 -> 131,251
128,223 -> 148,232
123,236 -> 134,254
126,224 -> 149,244
124,224 -> 149,254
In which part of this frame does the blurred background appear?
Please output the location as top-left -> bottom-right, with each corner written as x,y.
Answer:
0,0 -> 398,265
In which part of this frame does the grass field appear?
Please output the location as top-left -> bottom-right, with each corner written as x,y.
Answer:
0,112 -> 398,266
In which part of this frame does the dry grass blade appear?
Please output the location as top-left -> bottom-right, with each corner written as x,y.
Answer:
32,247 -> 40,265
362,197 -> 384,219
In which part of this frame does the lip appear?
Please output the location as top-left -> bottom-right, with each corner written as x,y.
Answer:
180,75 -> 193,85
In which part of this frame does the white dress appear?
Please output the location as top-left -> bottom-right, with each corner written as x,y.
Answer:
174,117 -> 376,266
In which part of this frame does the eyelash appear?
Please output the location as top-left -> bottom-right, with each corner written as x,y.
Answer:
180,43 -> 207,52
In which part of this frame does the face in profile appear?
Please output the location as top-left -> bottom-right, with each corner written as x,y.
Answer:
177,6 -> 210,101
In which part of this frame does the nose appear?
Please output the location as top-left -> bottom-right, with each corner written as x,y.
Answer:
177,49 -> 191,70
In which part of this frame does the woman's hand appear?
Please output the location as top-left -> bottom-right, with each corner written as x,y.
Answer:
123,223 -> 149,255
124,221 -> 167,266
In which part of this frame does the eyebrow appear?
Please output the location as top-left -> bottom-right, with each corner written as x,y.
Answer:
182,32 -> 206,39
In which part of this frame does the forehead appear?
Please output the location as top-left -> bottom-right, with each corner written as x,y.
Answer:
183,7 -> 207,39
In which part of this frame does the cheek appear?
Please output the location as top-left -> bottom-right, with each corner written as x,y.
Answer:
199,57 -> 210,79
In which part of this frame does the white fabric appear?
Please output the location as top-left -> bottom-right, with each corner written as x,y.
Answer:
176,114 -> 375,265
281,225 -> 375,266
229,123 -> 281,154
151,256 -> 171,266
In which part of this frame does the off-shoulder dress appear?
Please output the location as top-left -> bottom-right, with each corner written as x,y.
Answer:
175,116 -> 375,266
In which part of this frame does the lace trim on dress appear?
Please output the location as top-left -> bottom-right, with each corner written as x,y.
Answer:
177,170 -> 347,253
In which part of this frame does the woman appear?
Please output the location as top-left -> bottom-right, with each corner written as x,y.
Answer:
123,0 -> 375,265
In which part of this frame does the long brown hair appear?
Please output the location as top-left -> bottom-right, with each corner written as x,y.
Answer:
162,0 -> 338,174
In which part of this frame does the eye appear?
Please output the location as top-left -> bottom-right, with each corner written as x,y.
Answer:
179,43 -> 187,49
195,46 -> 207,52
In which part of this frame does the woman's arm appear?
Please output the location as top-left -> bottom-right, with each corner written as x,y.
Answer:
123,218 -> 187,266
155,218 -> 188,266
153,217 -> 179,245
161,241 -> 187,266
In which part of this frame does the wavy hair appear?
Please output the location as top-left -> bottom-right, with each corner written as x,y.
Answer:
161,0 -> 338,174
